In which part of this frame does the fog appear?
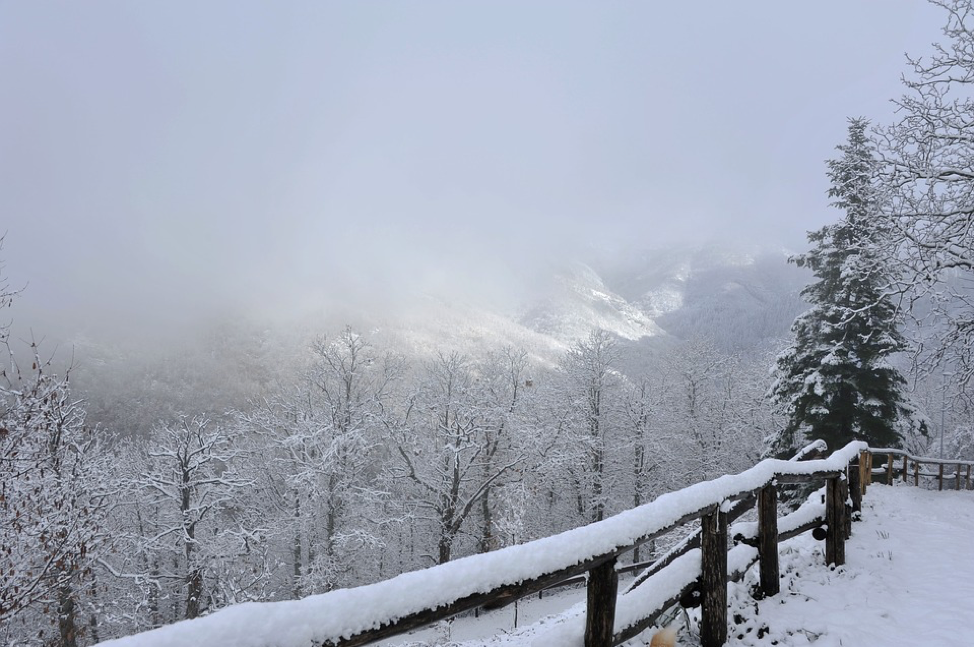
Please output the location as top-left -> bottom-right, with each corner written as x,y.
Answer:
0,1 -> 946,343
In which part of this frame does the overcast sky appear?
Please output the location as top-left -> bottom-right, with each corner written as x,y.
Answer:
0,1 -> 948,339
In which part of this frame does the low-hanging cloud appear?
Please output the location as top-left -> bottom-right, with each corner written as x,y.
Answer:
0,0 -> 946,345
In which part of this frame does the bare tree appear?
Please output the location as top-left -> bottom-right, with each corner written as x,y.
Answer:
388,352 -> 523,564
878,0 -> 974,384
138,415 -> 254,620
558,329 -> 625,523
0,342 -> 105,647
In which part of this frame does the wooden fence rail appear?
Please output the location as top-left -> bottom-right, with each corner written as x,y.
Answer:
866,448 -> 974,491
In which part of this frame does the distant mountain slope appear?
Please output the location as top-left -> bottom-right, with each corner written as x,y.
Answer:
518,261 -> 665,344
619,246 -> 809,352
516,243 -> 809,352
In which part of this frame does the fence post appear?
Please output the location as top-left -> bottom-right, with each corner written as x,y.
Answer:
902,455 -> 908,483
758,484 -> 779,597
848,456 -> 862,516
914,461 -> 919,487
957,464 -> 962,491
825,476 -> 846,567
886,454 -> 894,485
939,464 -> 944,491
701,508 -> 728,647
858,450 -> 869,495
967,465 -> 971,490
584,557 -> 618,647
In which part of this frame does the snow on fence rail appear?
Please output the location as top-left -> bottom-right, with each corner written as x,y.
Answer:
94,440 -> 968,647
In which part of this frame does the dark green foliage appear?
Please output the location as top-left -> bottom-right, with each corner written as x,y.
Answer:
769,120 -> 926,457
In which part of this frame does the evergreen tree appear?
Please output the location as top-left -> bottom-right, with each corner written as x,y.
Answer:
768,119 -> 926,457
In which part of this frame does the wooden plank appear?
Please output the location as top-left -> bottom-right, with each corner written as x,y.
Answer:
758,484 -> 779,597
914,460 -> 920,487
886,453 -> 894,485
773,470 -> 843,484
967,465 -> 972,490
700,509 -> 728,647
778,517 -> 824,543
584,557 -> 618,647
957,464 -> 962,491
825,477 -> 845,567
902,455 -> 908,483
939,463 -> 945,491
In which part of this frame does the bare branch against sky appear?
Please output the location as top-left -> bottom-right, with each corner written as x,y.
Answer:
0,1 -> 945,337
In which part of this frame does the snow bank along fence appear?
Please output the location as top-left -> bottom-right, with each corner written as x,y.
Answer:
863,447 -> 974,491
100,441 -> 972,647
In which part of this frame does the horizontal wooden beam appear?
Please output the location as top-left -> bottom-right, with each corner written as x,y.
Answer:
326,505 -> 717,646
773,470 -> 842,484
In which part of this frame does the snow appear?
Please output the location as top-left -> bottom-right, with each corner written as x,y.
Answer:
383,483 -> 974,647
94,442 -> 867,647
725,484 -> 974,646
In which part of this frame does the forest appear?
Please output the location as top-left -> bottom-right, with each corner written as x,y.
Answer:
4,1 -> 974,646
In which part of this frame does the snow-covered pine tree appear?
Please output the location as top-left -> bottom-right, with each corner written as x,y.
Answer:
768,119 -> 926,457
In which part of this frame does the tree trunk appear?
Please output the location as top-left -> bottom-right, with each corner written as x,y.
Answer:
438,534 -> 453,565
185,567 -> 204,620
293,497 -> 303,599
57,582 -> 78,647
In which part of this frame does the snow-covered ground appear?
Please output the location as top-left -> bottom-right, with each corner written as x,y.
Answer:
724,484 -> 974,647
383,484 -> 973,647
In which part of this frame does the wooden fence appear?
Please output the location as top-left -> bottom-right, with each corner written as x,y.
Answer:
314,441 -> 868,647
112,441 -> 970,647
863,447 -> 974,491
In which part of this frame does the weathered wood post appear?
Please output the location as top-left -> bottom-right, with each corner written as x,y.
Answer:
967,465 -> 972,490
957,464 -> 963,491
825,476 -> 846,567
902,455 -> 908,483
843,480 -> 853,541
938,463 -> 945,491
758,484 -> 779,597
914,460 -> 920,487
886,454 -> 894,485
858,451 -> 869,494
701,507 -> 728,647
848,456 -> 862,516
584,557 -> 618,647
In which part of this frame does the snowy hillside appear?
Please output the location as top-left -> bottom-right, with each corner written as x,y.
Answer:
592,244 -> 809,352
518,261 -> 665,343
285,243 -> 809,361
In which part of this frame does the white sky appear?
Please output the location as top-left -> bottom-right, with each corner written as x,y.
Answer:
0,1 -> 948,337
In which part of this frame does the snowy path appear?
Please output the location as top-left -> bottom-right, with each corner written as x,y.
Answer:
724,483 -> 974,647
